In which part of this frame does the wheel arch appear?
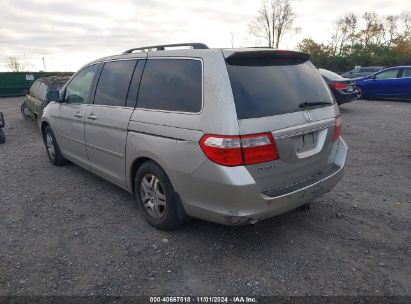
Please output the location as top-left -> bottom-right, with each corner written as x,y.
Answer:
129,156 -> 188,226
130,157 -> 156,194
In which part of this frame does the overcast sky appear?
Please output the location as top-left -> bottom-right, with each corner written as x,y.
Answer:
0,0 -> 408,72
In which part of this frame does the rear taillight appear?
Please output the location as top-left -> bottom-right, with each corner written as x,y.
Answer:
199,135 -> 242,166
199,133 -> 279,167
332,115 -> 342,142
241,133 -> 278,165
330,83 -> 347,90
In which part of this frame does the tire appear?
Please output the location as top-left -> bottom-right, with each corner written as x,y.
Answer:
43,126 -> 67,165
356,86 -> 364,100
21,103 -> 33,120
0,129 -> 5,144
135,161 -> 186,230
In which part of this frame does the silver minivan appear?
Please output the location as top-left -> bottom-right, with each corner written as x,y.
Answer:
41,43 -> 347,230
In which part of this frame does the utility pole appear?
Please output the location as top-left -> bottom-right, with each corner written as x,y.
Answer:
42,57 -> 46,71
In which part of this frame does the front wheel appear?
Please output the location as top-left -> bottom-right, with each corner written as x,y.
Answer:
43,126 -> 67,165
135,161 -> 186,230
356,86 -> 364,99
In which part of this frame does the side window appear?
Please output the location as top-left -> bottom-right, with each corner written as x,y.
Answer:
94,60 -> 137,107
401,69 -> 411,78
375,69 -> 400,80
64,64 -> 98,104
137,59 -> 202,113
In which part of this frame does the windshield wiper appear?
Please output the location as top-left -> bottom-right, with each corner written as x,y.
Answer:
299,101 -> 332,108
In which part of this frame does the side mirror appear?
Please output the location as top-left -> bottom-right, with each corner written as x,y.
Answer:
46,90 -> 61,102
369,74 -> 376,80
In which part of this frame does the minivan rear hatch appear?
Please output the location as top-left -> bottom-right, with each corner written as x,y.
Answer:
224,49 -> 339,193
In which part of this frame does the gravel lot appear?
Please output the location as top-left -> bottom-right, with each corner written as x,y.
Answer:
0,97 -> 410,297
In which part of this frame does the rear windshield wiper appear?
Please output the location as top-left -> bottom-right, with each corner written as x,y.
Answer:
299,101 -> 332,108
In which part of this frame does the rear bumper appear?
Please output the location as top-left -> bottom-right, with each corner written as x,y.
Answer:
171,138 -> 348,225
334,90 -> 359,105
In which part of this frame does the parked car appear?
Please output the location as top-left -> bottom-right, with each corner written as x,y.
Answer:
21,76 -> 70,120
355,66 -> 411,100
341,66 -> 385,79
319,68 -> 360,105
40,43 -> 348,230
0,112 -> 5,144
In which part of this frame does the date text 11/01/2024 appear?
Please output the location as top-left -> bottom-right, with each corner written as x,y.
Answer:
150,296 -> 257,303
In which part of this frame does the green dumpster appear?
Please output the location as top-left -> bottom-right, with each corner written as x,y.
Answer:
0,72 -> 73,97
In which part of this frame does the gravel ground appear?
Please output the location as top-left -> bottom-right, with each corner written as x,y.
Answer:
0,97 -> 410,297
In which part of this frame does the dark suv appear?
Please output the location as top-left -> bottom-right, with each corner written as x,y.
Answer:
21,76 -> 70,120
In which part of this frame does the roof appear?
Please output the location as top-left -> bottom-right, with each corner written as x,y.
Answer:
87,46 -> 309,68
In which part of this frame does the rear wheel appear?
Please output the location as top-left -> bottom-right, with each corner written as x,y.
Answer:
21,103 -> 33,120
135,161 -> 186,230
356,86 -> 364,99
43,126 -> 67,165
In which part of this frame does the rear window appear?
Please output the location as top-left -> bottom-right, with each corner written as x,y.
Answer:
319,68 -> 344,80
37,82 -> 48,100
227,59 -> 334,119
137,59 -> 202,113
51,78 -> 70,91
29,80 -> 39,96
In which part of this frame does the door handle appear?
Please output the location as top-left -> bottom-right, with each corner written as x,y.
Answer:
87,114 -> 98,120
74,112 -> 83,118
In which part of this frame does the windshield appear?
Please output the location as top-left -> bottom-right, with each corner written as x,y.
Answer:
319,68 -> 345,80
227,60 -> 334,119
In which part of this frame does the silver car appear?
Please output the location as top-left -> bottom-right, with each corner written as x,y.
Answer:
41,43 -> 348,230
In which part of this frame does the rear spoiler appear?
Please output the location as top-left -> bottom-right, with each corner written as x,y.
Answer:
223,49 -> 310,64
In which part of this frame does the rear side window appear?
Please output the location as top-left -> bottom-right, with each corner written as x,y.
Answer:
319,68 -> 344,80
137,59 -> 202,113
375,69 -> 400,80
227,59 -> 334,119
94,60 -> 137,107
401,69 -> 411,78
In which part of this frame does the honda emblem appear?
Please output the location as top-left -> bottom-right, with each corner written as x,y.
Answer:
303,111 -> 312,122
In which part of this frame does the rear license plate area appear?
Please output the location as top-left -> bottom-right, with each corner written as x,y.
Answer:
293,132 -> 316,153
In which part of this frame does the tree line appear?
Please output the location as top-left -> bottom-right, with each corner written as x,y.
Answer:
250,0 -> 411,72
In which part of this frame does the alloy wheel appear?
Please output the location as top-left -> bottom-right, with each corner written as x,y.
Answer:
46,133 -> 55,160
140,174 -> 167,218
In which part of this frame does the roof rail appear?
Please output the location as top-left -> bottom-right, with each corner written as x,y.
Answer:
123,43 -> 209,54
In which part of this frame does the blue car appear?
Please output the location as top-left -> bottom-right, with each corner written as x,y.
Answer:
355,66 -> 411,100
